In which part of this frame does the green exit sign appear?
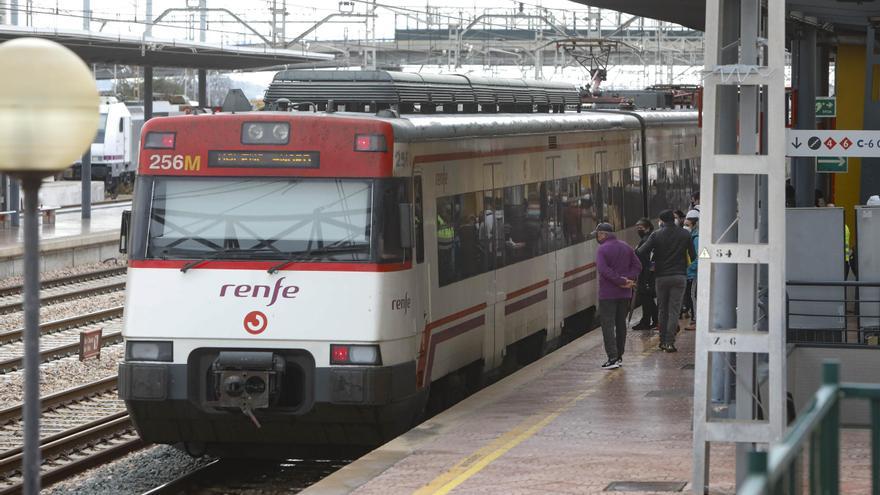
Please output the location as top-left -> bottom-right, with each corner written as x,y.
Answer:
816,97 -> 836,118
817,156 -> 847,173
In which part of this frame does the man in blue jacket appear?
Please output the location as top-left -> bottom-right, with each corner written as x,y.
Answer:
593,223 -> 642,370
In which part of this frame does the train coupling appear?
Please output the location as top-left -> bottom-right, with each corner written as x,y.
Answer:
210,351 -> 286,427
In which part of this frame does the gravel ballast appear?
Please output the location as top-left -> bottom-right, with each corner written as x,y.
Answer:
42,445 -> 215,495
0,258 -> 126,290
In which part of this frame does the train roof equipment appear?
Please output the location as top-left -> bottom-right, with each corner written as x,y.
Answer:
263,70 -> 582,114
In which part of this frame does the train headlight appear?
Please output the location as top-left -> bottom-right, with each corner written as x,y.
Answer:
241,122 -> 289,144
330,344 -> 382,365
272,123 -> 289,142
126,340 -> 173,362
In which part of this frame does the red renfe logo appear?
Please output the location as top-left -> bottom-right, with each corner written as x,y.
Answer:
243,311 -> 268,335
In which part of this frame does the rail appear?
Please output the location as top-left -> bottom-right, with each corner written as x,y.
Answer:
739,361 -> 880,495
786,280 -> 880,345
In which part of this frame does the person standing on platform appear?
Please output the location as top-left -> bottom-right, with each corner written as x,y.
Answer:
637,209 -> 695,353
632,218 -> 658,330
683,210 -> 700,331
593,223 -> 642,370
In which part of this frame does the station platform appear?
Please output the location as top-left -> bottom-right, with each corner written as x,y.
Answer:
0,202 -> 127,276
304,323 -> 874,494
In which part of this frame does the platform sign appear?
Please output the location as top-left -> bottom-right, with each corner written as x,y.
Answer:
817,156 -> 848,173
787,130 -> 880,157
79,328 -> 102,361
815,97 -> 836,118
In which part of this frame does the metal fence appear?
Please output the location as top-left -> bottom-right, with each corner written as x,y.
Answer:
739,361 -> 880,495
787,280 -> 880,345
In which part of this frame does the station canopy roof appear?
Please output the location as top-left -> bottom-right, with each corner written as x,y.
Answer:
0,25 -> 333,70
570,0 -> 880,34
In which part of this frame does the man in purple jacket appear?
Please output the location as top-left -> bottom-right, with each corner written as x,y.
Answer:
593,223 -> 642,370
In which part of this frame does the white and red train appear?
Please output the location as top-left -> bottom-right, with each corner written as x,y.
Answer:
118,71 -> 699,457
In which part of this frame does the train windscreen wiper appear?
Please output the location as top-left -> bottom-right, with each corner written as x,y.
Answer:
179,247 -> 278,273
266,244 -> 369,274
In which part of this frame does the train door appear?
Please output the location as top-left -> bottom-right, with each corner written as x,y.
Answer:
544,156 -> 561,341
482,162 -> 502,370
595,151 -> 610,225
412,173 -> 430,369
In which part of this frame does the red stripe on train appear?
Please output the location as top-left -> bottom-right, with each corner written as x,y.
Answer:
128,259 -> 411,272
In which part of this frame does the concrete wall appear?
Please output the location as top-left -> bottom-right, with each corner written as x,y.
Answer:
0,231 -> 122,278
788,344 -> 880,426
38,181 -> 104,207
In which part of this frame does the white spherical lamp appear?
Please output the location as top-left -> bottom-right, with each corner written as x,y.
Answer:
0,37 -> 99,176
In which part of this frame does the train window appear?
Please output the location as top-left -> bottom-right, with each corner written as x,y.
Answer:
436,192 -> 487,286
93,113 -> 107,143
482,189 -> 505,271
607,170 -> 624,230
647,163 -> 665,218
414,176 -> 424,263
503,184 -> 530,264
579,175 -> 598,240
623,167 -> 643,228
590,173 -> 604,230
374,179 -> 411,263
144,177 -> 372,262
545,179 -> 563,252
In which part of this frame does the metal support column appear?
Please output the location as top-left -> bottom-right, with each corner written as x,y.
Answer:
8,176 -> 19,227
692,0 -> 787,492
144,66 -> 153,121
80,150 -> 90,219
793,27 -> 817,207
145,0 -> 153,38
198,69 -> 207,108
21,175 -> 41,494
862,26 -> 880,203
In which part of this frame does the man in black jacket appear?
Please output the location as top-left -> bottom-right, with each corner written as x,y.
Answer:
632,218 -> 657,330
636,209 -> 696,352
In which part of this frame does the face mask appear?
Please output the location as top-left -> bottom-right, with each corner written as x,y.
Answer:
637,230 -> 648,238
684,226 -> 692,232
675,219 -> 683,227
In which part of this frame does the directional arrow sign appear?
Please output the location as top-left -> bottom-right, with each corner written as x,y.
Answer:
787,130 -> 880,157
817,156 -> 848,173
815,97 -> 836,118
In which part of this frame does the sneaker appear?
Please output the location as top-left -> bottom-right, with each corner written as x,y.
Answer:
664,343 -> 678,353
659,342 -> 668,351
616,357 -> 623,367
632,322 -> 652,331
601,359 -> 621,370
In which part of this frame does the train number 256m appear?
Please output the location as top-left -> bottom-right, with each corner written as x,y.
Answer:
148,154 -> 201,171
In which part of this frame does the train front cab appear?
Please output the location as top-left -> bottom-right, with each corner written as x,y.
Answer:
117,113 -> 427,458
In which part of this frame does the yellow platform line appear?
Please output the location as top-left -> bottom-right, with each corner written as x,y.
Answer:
415,336 -> 660,495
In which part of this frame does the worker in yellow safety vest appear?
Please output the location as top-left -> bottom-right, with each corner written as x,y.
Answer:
437,210 -> 455,283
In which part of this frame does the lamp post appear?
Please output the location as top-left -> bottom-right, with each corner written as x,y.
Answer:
0,38 -> 98,494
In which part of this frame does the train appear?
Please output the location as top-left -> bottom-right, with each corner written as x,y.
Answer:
117,70 -> 700,458
65,97 -> 196,192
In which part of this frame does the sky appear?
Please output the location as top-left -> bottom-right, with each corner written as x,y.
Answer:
1,0 -> 710,96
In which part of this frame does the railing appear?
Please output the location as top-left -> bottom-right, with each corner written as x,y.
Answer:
739,361 -> 880,495
787,280 -> 880,345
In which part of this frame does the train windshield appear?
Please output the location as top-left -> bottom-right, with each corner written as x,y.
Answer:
139,177 -> 409,263
93,113 -> 107,143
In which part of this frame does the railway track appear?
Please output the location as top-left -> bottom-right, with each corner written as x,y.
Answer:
0,309 -> 124,373
141,458 -> 349,495
0,376 -> 144,495
0,306 -> 124,346
0,275 -> 126,316
0,266 -> 126,300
